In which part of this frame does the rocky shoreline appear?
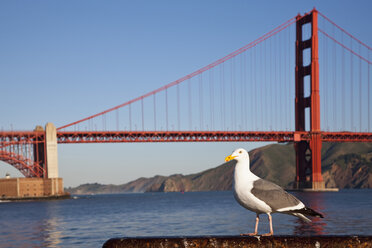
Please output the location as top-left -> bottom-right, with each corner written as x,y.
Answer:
0,193 -> 70,201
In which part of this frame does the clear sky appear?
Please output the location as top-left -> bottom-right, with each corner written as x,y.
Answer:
0,1 -> 371,187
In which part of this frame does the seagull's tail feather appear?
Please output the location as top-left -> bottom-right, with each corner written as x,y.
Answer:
297,207 -> 324,218
288,207 -> 324,218
285,207 -> 324,222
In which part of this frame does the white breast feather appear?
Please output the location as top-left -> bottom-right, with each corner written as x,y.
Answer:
233,162 -> 272,214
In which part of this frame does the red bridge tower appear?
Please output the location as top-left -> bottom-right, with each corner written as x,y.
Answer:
294,9 -> 324,190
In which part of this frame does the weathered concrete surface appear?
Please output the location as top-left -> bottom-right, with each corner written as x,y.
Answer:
45,122 -> 59,179
103,236 -> 372,248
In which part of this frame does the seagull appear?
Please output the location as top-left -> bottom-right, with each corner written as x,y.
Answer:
225,148 -> 323,236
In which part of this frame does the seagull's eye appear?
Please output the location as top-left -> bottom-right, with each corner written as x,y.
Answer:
239,151 -> 242,154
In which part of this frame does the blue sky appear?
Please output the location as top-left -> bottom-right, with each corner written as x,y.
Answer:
0,1 -> 371,187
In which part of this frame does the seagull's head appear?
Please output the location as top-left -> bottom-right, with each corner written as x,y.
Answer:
225,148 -> 250,163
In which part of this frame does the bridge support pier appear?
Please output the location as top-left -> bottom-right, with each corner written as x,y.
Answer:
294,9 -> 325,190
45,123 -> 59,179
33,123 -> 59,179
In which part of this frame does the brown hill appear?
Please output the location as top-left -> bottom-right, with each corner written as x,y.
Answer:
65,142 -> 372,194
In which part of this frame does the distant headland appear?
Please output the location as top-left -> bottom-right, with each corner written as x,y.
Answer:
66,142 -> 372,194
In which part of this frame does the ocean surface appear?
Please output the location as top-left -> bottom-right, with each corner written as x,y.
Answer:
0,190 -> 371,247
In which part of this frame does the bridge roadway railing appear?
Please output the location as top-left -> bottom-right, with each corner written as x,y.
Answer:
55,131 -> 372,143
2,130 -> 372,145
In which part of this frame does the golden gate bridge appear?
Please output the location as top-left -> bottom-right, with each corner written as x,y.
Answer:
1,9 -> 371,190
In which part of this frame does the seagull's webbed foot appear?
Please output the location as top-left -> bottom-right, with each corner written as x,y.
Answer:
240,214 -> 260,236
240,232 -> 258,236
261,232 -> 274,236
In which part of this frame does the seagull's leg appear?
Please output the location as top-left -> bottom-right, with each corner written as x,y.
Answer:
262,213 -> 274,236
249,214 -> 260,236
240,214 -> 259,236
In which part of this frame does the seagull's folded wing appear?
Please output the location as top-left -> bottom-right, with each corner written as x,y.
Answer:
251,179 -> 302,212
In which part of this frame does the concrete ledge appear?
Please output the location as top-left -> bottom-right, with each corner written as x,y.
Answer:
103,236 -> 372,248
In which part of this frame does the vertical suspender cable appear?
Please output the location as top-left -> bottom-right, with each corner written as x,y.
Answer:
250,49 -> 253,130
288,27 -> 291,130
241,53 -> 244,130
263,43 -> 267,130
141,98 -> 144,131
350,37 -> 354,131
129,104 -> 132,131
234,57 -> 237,130
177,84 -> 181,131
324,28 -> 328,130
153,94 -> 157,131
284,27 -> 292,131
102,115 -> 105,131
116,109 -> 119,131
231,57 -> 237,130
260,44 -> 263,129
333,26 -> 337,130
342,34 -> 345,130
222,63 -> 226,130
230,59 -> 234,130
284,29 -> 287,130
280,33 -> 283,131
274,35 -> 278,130
219,65 -> 223,130
369,52 -> 370,132
269,36 -> 273,130
165,88 -> 168,131
239,54 -> 243,130
188,79 -> 192,130
359,44 -> 362,131
209,69 -> 213,130
253,48 -> 257,130
199,74 -> 203,130
279,31 -> 283,130
177,84 -> 180,130
244,51 -> 248,130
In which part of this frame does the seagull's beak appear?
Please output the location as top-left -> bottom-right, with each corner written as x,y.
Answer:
225,155 -> 236,162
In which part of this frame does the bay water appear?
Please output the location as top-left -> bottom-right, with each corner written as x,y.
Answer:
0,190 -> 371,247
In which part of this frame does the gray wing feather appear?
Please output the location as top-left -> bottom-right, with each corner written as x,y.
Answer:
251,179 -> 301,211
